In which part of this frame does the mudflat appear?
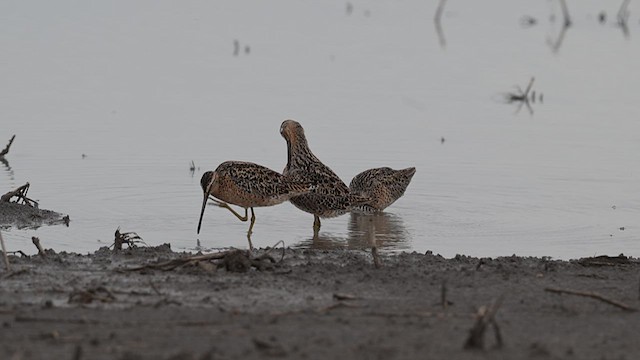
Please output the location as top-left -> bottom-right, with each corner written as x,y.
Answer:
1,243 -> 639,360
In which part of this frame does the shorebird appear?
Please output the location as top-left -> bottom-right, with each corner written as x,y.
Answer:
280,119 -> 368,233
349,167 -> 416,212
197,161 -> 313,249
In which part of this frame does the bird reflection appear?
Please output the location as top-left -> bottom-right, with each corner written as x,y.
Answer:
293,212 -> 409,251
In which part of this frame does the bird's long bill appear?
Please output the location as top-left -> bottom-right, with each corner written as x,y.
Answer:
197,193 -> 208,234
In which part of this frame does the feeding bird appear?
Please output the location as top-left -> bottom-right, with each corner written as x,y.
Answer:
349,167 -> 416,212
197,161 -> 313,249
280,119 -> 369,233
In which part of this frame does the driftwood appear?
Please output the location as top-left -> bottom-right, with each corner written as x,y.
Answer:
545,287 -> 637,312
0,135 -> 15,158
1,183 -> 38,208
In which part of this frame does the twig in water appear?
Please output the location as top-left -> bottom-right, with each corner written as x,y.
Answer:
545,287 -> 637,312
32,236 -> 46,258
503,77 -> 537,114
0,135 -> 15,158
464,295 -> 505,350
0,231 -> 10,272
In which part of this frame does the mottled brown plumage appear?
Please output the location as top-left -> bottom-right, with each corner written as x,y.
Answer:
280,119 -> 368,232
349,167 -> 416,212
197,161 -> 312,248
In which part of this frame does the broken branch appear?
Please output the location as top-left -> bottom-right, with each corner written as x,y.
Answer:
545,287 -> 637,312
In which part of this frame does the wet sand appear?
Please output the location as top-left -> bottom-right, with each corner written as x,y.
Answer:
1,243 -> 639,360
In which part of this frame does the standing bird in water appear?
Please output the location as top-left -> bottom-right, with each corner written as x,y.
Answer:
349,167 -> 416,212
197,161 -> 313,249
280,119 -> 368,233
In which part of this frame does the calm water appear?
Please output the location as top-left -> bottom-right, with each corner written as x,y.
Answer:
1,1 -> 639,258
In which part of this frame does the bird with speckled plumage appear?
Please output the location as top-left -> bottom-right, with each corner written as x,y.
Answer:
197,161 -> 313,249
280,119 -> 369,233
349,167 -> 416,212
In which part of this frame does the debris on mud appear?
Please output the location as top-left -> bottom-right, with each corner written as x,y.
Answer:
113,227 -> 145,250
1,245 -> 640,360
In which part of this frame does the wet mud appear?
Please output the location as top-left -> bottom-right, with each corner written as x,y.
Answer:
0,202 -> 69,229
1,244 -> 639,360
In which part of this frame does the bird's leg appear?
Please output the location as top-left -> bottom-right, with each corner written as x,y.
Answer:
245,208 -> 256,251
246,233 -> 254,252
313,215 -> 321,233
247,208 -> 256,236
209,197 -> 248,222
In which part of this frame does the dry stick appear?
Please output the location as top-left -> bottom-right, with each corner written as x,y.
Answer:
0,231 -> 10,272
31,236 -> 46,257
545,287 -> 638,312
0,135 -> 15,158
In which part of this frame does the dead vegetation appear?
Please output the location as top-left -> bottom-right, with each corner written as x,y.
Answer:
124,248 -> 281,273
112,227 -> 146,250
545,287 -> 637,312
1,183 -> 39,208
124,241 -> 286,273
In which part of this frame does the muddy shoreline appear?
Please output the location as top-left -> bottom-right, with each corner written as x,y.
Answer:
1,244 -> 639,360
0,202 -> 69,230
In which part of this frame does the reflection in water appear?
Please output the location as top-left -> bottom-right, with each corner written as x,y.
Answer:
294,212 -> 410,251
1,157 -> 14,182
1,135 -> 16,182
434,0 -> 447,49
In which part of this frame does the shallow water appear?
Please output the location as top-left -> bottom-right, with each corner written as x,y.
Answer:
1,0 -> 639,258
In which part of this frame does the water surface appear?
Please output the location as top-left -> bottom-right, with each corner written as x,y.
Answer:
1,0 -> 639,258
